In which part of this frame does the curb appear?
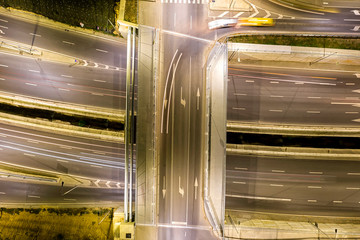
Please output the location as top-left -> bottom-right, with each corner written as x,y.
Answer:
226,144 -> 360,160
227,122 -> 360,137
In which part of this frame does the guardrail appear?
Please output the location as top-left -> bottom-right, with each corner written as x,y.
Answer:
0,40 -> 42,56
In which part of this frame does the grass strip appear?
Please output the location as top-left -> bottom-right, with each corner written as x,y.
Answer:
0,208 -> 114,240
0,102 -> 124,131
228,132 -> 360,149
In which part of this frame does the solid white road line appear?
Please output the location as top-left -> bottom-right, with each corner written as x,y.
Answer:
226,194 -> 291,202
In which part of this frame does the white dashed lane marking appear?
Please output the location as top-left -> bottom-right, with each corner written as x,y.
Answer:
62,41 -> 75,45
29,33 -> 41,37
61,75 -> 73,78
96,49 -> 108,53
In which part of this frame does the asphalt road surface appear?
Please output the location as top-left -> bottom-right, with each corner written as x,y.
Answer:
228,64 -> 360,126
0,122 -> 125,206
226,153 -> 360,217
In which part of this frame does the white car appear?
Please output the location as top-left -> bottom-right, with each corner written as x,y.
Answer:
208,18 -> 238,30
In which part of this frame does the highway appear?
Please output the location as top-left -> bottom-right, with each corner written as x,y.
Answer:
0,51 -> 126,108
228,64 -> 360,126
0,0 -> 359,238
0,12 -> 127,66
0,122 -> 125,206
226,153 -> 360,217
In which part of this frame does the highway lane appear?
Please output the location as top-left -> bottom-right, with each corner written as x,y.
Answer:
0,51 -> 126,109
227,64 -> 360,126
0,12 -> 127,67
0,178 -> 123,206
0,121 -> 127,206
226,154 -> 360,217
0,122 -> 124,183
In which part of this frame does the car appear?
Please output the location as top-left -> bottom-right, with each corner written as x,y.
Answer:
237,18 -> 274,27
208,18 -> 238,30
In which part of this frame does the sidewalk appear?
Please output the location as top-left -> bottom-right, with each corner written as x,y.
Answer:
225,210 -> 360,239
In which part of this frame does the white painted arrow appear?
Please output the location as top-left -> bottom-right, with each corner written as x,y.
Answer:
181,87 -> 186,107
94,180 -> 100,187
351,10 -> 360,15
352,26 -> 360,31
196,88 -> 200,110
249,3 -> 259,18
106,181 -> 111,188
162,176 -> 166,199
355,73 -> 360,78
194,178 -> 199,200
179,176 -> 184,197
264,10 -> 271,18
